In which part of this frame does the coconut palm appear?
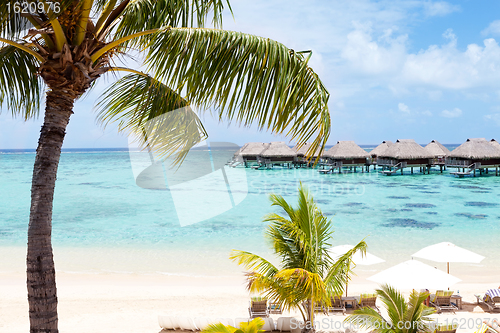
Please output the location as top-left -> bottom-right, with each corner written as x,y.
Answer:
1,1 -> 331,332
344,284 -> 435,333
202,318 -> 265,333
230,184 -> 367,333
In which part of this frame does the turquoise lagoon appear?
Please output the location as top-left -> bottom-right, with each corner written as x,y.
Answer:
1,147 -> 500,278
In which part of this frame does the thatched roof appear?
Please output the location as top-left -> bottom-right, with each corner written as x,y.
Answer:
378,139 -> 433,159
239,142 -> 269,157
424,140 -> 450,157
323,141 -> 369,159
491,139 -> 500,150
370,141 -> 393,157
293,142 -> 322,157
261,142 -> 297,157
448,138 -> 500,159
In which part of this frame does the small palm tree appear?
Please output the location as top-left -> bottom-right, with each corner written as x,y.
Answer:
230,184 -> 367,333
203,318 -> 264,333
344,284 -> 435,333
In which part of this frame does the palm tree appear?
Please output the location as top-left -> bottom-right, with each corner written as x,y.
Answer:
202,318 -> 265,333
230,184 -> 367,333
1,1 -> 331,332
344,284 -> 435,333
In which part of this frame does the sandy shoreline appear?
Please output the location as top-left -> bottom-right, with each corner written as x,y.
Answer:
2,268 -> 500,333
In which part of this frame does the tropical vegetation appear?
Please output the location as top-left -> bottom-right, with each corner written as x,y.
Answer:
344,284 -> 435,333
0,0 -> 331,332
202,318 -> 265,333
230,184 -> 367,332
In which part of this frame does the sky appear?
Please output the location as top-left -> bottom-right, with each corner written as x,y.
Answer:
2,0 -> 500,149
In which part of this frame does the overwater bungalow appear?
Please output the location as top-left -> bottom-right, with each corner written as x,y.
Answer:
320,141 -> 369,173
377,139 -> 433,175
370,141 -> 393,159
257,142 -> 297,169
446,138 -> 500,177
424,140 -> 450,172
239,142 -> 269,167
293,142 -> 323,166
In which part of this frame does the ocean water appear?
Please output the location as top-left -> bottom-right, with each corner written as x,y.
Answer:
1,146 -> 500,277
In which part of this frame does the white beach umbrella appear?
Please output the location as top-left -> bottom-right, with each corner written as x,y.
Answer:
412,242 -> 485,274
367,260 -> 461,290
329,244 -> 384,296
329,245 -> 385,266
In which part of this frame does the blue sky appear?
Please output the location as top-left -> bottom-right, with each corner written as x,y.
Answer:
2,0 -> 500,149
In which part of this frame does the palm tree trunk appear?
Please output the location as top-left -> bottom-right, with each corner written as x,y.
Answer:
27,89 -> 75,333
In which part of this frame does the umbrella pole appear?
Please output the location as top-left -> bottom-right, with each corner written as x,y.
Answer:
447,262 -> 449,274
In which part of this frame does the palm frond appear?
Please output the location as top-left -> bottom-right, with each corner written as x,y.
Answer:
114,0 -> 231,46
146,28 -> 330,154
323,240 -> 367,296
96,72 -> 208,165
0,43 -> 43,119
229,250 -> 279,277
239,318 -> 265,333
202,323 -> 237,333
344,307 -> 391,333
377,285 -> 407,331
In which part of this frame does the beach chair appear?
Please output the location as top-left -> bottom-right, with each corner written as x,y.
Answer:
214,318 -> 235,327
193,318 -> 212,331
158,315 -> 176,330
277,317 -> 298,332
433,323 -> 458,333
326,295 -> 346,315
313,302 -> 327,315
177,317 -> 198,331
358,293 -> 380,313
269,302 -> 283,314
473,322 -> 497,333
249,298 -> 269,318
234,318 -> 250,329
476,289 -> 500,312
430,290 -> 458,313
261,318 -> 276,332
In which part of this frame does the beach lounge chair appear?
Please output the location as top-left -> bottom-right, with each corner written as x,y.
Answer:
261,318 -> 276,332
269,302 -> 283,314
215,318 -> 235,327
177,317 -> 198,331
234,318 -> 250,329
473,322 -> 496,333
430,290 -> 458,313
158,315 -> 177,330
358,293 -> 380,313
277,317 -> 298,332
475,289 -> 500,312
326,295 -> 346,315
249,298 -> 269,318
433,323 -> 458,333
193,318 -> 212,331
313,302 -> 327,315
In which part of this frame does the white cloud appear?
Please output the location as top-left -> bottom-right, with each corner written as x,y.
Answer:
484,113 -> 500,126
482,20 -> 500,36
441,108 -> 462,118
341,24 -> 407,74
421,110 -> 433,116
398,102 -> 410,113
422,1 -> 460,17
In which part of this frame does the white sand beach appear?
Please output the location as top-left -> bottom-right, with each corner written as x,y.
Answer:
2,266 -> 500,333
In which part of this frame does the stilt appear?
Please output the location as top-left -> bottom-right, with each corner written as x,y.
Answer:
411,167 -> 413,174
496,166 -> 498,176
401,168 -> 403,175
486,168 -> 489,174
474,169 -> 476,177
440,165 -> 443,173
